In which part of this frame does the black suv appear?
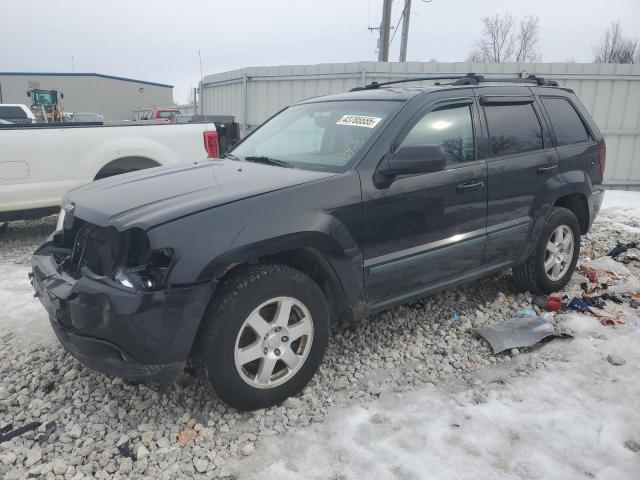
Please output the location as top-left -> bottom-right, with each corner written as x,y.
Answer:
32,74 -> 605,410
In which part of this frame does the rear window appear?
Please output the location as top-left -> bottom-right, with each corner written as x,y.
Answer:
541,97 -> 590,146
484,103 -> 543,156
0,106 -> 27,119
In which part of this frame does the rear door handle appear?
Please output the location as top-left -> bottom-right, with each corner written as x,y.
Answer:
456,180 -> 484,192
537,164 -> 558,175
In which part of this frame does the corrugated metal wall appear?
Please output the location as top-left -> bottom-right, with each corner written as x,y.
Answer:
0,73 -> 173,121
201,62 -> 640,189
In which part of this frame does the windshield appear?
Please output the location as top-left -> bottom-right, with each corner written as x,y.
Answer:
231,100 -> 401,172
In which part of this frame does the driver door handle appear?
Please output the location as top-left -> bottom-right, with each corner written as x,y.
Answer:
456,180 -> 484,192
537,164 -> 558,175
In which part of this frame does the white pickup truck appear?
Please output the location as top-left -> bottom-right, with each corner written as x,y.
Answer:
0,122 -> 219,222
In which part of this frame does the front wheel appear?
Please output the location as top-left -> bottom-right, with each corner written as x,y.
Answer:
512,206 -> 581,294
194,263 -> 329,411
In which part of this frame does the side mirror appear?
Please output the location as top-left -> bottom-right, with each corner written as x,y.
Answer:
379,144 -> 447,177
26,91 -> 32,98
60,93 -> 64,100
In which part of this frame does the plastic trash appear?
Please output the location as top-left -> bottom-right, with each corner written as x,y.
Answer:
567,297 -> 588,312
607,275 -> 640,295
583,256 -> 631,277
533,294 -> 563,312
607,241 -> 637,258
517,308 -> 537,317
451,310 -> 459,322
474,316 -> 572,354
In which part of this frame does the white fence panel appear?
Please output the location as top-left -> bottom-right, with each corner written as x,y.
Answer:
201,62 -> 640,189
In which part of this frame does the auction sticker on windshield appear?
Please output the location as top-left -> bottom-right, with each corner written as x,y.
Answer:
336,115 -> 382,128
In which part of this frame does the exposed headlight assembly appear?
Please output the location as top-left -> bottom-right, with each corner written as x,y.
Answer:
114,248 -> 174,291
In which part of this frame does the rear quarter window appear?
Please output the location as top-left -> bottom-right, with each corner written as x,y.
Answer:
484,103 -> 543,157
0,106 -> 27,118
541,97 -> 591,146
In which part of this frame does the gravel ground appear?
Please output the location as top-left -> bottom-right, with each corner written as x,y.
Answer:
0,203 -> 638,480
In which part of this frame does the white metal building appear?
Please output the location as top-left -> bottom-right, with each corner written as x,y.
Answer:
0,72 -> 174,121
201,62 -> 640,189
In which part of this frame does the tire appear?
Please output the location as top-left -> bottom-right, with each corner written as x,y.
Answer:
512,206 -> 581,294
194,263 -> 329,411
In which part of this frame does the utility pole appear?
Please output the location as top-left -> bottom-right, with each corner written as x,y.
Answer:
193,87 -> 198,115
399,0 -> 411,62
197,50 -> 204,115
378,0 -> 393,62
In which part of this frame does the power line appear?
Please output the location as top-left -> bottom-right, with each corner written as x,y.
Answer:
389,5 -> 406,46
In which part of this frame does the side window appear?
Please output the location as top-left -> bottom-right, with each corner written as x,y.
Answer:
484,103 -> 543,156
399,104 -> 474,165
541,97 -> 591,146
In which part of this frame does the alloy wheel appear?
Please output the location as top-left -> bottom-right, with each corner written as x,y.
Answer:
233,296 -> 314,389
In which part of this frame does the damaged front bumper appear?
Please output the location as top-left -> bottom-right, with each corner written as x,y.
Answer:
31,240 -> 212,383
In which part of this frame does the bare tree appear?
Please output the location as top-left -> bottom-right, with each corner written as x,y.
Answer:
593,21 -> 638,63
468,13 -> 540,63
514,15 -> 540,62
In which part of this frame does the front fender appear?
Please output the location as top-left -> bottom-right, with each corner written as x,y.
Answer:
146,172 -> 365,309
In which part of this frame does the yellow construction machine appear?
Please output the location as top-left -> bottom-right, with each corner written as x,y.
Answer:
27,89 -> 64,122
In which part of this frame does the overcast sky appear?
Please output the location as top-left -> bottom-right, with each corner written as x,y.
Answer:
1,0 -> 638,103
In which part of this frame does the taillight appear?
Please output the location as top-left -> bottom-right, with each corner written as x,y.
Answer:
597,140 -> 606,176
203,131 -> 219,158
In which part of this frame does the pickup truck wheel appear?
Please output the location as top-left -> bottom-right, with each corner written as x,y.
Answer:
512,206 -> 581,294
194,263 -> 329,411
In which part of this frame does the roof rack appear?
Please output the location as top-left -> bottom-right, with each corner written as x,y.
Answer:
349,73 -> 558,91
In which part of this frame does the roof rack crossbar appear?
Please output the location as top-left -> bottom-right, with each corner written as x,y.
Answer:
350,73 -> 558,91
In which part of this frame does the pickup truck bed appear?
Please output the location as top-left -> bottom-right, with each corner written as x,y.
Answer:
0,121 -> 216,222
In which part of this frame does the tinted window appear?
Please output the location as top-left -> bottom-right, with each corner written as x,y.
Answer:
400,104 -> 474,165
484,103 -> 543,156
541,97 -> 590,146
0,106 -> 27,119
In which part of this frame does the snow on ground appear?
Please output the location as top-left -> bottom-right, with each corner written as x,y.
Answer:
0,263 -> 54,346
232,317 -> 640,480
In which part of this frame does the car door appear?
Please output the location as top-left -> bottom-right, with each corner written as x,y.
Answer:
477,86 -> 558,266
359,90 -> 488,307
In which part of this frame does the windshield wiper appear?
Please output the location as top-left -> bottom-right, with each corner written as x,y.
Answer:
243,156 -> 294,168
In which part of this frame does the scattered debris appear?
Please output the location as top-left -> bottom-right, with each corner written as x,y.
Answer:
532,294 -> 562,312
451,310 -> 459,322
0,424 -> 13,435
583,256 -> 631,277
177,428 -> 198,445
607,354 -> 626,366
567,297 -> 588,312
579,266 -> 599,284
35,422 -> 57,444
589,306 -> 626,326
625,440 -> 640,453
117,440 -> 135,459
517,308 -> 537,318
474,316 -> 572,354
607,241 -> 637,259
607,276 -> 640,295
0,421 -> 41,443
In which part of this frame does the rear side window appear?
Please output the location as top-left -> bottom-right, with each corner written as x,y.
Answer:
484,103 -> 543,156
400,104 -> 475,165
0,106 -> 27,118
541,97 -> 590,146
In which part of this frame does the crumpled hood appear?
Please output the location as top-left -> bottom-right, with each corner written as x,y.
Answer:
64,159 -> 336,230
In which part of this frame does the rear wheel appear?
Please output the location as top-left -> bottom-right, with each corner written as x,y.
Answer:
512,207 -> 581,293
194,263 -> 329,410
